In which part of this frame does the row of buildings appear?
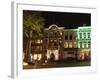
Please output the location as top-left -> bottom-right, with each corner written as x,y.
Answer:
24,24 -> 91,63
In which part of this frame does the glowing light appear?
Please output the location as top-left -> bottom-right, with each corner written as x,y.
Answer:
23,62 -> 28,66
46,50 -> 59,60
69,42 -> 72,48
33,54 -> 37,60
60,31 -> 62,35
54,40 -> 57,42
33,54 -> 42,60
64,41 -> 68,48
54,50 -> 59,60
38,54 -> 42,60
37,39 -> 41,43
41,40 -> 43,43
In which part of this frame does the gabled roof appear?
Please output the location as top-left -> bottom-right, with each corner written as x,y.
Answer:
44,24 -> 64,30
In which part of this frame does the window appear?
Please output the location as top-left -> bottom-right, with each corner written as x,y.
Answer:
69,42 -> 73,48
45,39 -> 47,43
79,33 -> 82,39
69,34 -> 73,40
84,42 -> 87,48
80,42 -> 82,48
59,31 -> 62,35
54,39 -> 57,42
74,35 -> 77,40
64,41 -> 68,48
54,42 -> 56,46
36,39 -> 43,43
40,40 -> 43,43
88,33 -> 90,38
50,39 -> 53,42
84,33 -> 86,38
74,42 -> 77,48
65,35 -> 68,40
50,32 -> 53,37
59,40 -> 62,43
88,41 -> 91,48
33,54 -> 42,60
55,32 -> 57,36
37,40 -> 40,43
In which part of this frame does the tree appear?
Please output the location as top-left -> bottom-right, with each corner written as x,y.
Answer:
23,11 -> 45,38
23,10 -> 45,62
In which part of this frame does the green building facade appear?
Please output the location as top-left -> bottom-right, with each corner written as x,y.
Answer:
77,26 -> 91,60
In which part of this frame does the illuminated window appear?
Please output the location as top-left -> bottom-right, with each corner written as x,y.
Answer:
74,42 -> 77,48
33,54 -> 37,60
37,54 -> 42,60
40,40 -> 43,43
64,41 -> 68,48
37,39 -> 43,43
59,40 -> 62,43
69,42 -> 73,48
33,54 -> 42,60
60,31 -> 62,35
54,39 -> 57,42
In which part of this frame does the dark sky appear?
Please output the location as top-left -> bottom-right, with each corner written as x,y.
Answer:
24,10 -> 91,29
42,11 -> 91,29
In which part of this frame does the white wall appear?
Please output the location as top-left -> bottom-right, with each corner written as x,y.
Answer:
0,0 -> 100,80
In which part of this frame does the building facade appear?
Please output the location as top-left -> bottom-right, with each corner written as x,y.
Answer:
31,38 -> 43,62
43,24 -> 64,61
43,24 -> 91,61
77,27 -> 91,60
62,29 -> 78,61
26,24 -> 91,63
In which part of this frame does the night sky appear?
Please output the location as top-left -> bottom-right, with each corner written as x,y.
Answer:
24,10 -> 91,29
